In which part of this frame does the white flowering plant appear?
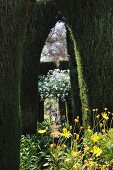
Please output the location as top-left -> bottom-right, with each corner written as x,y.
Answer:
38,69 -> 71,100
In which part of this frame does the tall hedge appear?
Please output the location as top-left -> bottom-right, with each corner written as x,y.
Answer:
55,0 -> 113,126
21,1 -> 58,134
68,26 -> 90,127
0,1 -> 35,169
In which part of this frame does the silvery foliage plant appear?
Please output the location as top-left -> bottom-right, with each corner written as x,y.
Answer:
38,69 -> 71,100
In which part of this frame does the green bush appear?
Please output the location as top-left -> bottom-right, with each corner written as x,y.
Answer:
20,120 -> 52,170
20,135 -> 39,170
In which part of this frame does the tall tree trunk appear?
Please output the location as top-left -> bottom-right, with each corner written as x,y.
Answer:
65,95 -> 73,126
0,1 -> 34,169
59,98 -> 66,126
21,1 -> 58,134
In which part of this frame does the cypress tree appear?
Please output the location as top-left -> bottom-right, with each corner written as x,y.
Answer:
55,0 -> 113,126
0,1 -> 35,169
21,1 -> 58,134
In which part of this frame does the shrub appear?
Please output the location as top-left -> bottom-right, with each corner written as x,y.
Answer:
20,120 -> 52,170
20,135 -> 39,170
38,69 -> 70,100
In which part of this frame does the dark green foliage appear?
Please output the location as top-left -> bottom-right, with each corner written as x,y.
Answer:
67,26 -> 90,127
39,62 -> 57,75
39,61 -> 69,75
21,1 -> 58,134
0,1 -> 35,169
55,0 -> 113,126
20,135 -> 39,170
59,60 -> 69,70
20,120 -> 52,170
69,1 -> 113,110
59,98 -> 66,126
65,94 -> 73,126
37,95 -> 44,122
66,27 -> 82,125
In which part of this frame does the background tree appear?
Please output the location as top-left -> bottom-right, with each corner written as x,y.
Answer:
38,69 -> 71,126
41,21 -> 68,65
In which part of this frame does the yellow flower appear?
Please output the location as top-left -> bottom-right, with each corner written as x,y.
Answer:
87,127 -> 92,133
72,164 -> 80,170
96,114 -> 100,119
86,160 -> 95,170
75,119 -> 79,123
102,112 -> 109,120
50,143 -> 56,148
101,165 -> 106,170
96,108 -> 98,111
84,145 -> 90,153
61,128 -> 72,138
92,146 -> 102,157
61,144 -> 67,148
103,120 -> 105,124
91,133 -> 100,142
95,163 -> 99,168
45,127 -> 48,130
70,126 -> 72,130
80,126 -> 83,130
108,128 -> 113,134
71,150 -> 78,157
37,129 -> 46,134
93,109 -> 96,112
99,123 -> 103,128
76,116 -> 79,121
76,134 -> 79,140
65,158 -> 71,164
56,145 -> 61,150
102,129 -> 105,133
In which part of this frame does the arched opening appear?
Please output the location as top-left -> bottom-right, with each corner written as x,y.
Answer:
3,1 -> 113,169
20,6 -> 88,169
38,21 -> 73,129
